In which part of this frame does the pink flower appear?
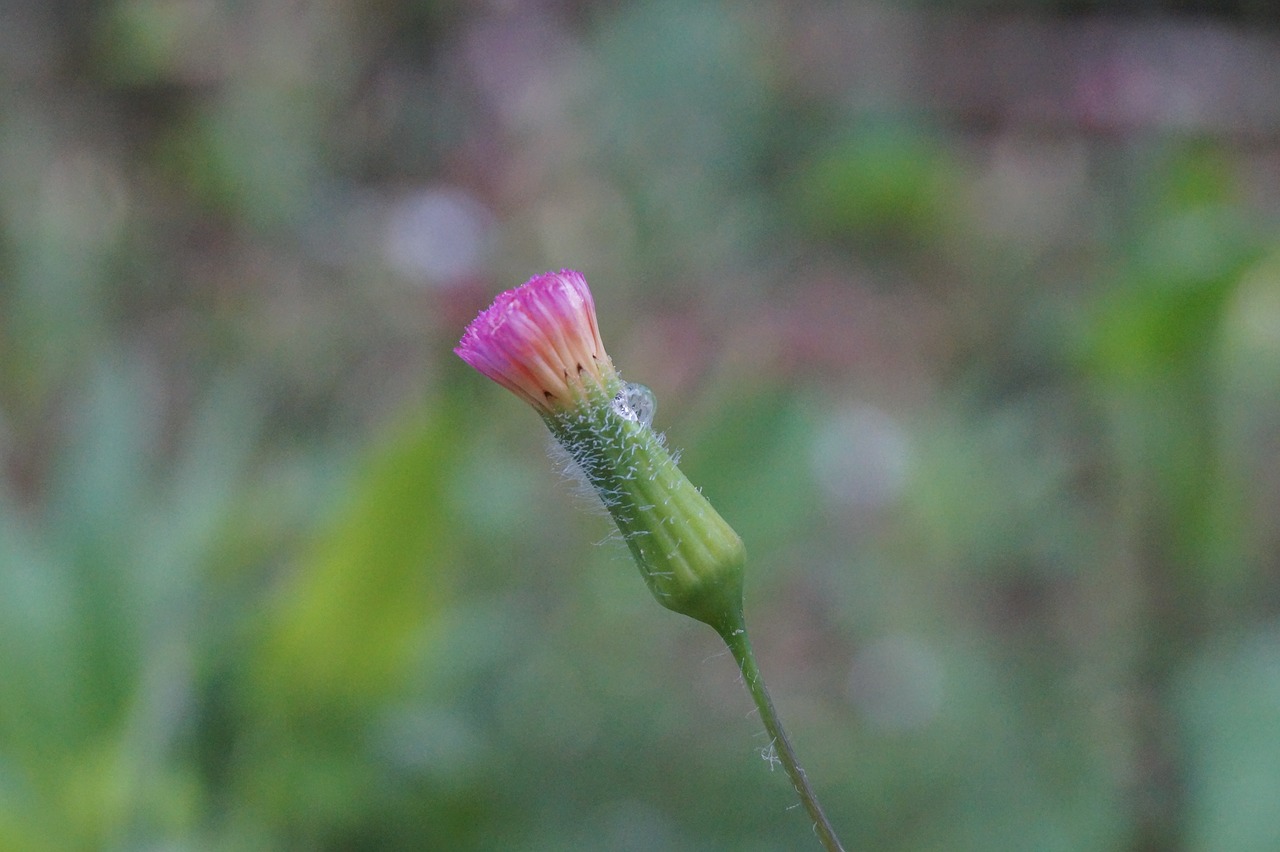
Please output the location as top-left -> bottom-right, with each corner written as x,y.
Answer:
455,270 -> 618,411
457,267 -> 746,630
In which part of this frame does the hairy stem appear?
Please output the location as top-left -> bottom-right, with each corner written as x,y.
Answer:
716,614 -> 847,852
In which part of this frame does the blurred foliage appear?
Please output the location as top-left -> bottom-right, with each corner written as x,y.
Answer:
2,1 -> 1280,850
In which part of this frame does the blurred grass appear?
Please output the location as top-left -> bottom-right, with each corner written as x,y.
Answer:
2,1 -> 1280,849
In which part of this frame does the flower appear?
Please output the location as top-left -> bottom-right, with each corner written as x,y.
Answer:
456,270 -> 746,630
454,269 -> 618,412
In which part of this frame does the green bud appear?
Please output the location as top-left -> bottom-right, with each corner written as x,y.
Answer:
544,383 -> 745,631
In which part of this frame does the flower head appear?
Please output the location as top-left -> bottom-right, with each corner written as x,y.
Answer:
457,269 -> 745,630
455,269 -> 618,412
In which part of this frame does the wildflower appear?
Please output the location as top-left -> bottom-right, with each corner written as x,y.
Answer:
456,270 -> 845,851
455,269 -> 616,413
456,270 -> 746,630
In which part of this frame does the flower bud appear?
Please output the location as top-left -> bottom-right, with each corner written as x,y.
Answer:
456,270 -> 745,629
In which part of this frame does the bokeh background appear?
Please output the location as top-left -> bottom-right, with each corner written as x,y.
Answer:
3,0 -> 1280,849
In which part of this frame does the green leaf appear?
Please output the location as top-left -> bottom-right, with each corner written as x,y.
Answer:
253,402 -> 459,712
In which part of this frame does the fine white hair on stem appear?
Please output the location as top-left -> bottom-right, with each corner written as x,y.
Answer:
546,434 -> 608,514
759,739 -> 781,771
543,391 -> 674,533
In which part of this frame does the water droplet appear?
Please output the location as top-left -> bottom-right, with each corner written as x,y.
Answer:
611,382 -> 657,427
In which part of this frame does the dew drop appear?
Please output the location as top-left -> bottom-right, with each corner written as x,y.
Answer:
611,382 -> 657,427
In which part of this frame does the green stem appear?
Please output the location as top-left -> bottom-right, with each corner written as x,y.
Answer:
716,614 -> 847,852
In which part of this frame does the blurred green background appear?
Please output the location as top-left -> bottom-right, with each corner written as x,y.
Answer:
3,0 -> 1280,849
